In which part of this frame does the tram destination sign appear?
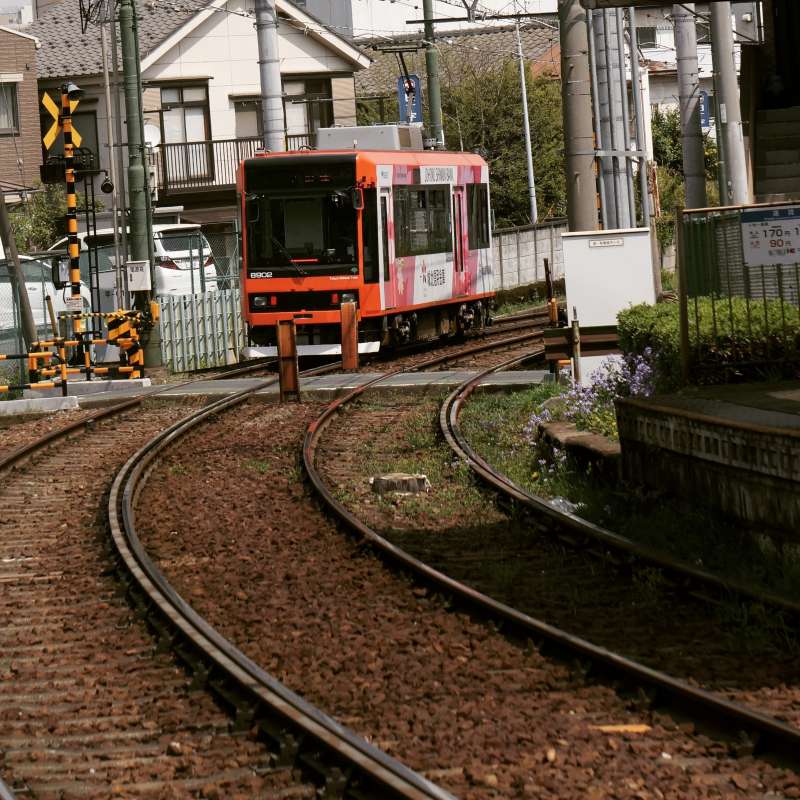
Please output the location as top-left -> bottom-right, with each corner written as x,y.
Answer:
741,205 -> 800,267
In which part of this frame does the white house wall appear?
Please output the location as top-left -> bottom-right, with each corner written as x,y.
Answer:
145,0 -> 356,140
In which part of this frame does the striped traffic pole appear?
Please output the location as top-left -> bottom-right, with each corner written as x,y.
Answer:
61,85 -> 81,331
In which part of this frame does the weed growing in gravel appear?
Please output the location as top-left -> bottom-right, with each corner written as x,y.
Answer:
169,463 -> 189,476
244,458 -> 271,474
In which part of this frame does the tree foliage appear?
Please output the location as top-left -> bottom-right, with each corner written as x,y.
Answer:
357,60 -> 567,228
440,61 -> 566,227
652,108 -> 719,250
10,184 -> 68,253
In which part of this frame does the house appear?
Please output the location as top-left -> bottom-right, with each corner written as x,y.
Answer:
0,25 -> 41,199
354,21 -> 560,123
26,0 -> 370,227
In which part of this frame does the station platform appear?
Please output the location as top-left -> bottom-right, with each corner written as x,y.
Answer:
615,381 -> 800,537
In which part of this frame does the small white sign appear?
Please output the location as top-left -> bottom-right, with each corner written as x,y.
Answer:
64,295 -> 83,311
420,165 -> 455,184
589,238 -> 624,248
126,260 -> 151,292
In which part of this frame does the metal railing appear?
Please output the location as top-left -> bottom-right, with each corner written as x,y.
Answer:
151,137 -> 261,195
287,132 -> 313,150
151,134 -> 316,195
677,201 -> 800,382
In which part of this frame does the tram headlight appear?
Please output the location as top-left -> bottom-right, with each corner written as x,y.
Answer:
341,292 -> 357,305
252,295 -> 268,309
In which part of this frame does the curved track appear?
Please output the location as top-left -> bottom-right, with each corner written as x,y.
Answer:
438,355 -> 800,764
302,351 -> 800,772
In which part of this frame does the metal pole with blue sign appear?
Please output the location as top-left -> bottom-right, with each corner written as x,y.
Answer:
397,74 -> 422,125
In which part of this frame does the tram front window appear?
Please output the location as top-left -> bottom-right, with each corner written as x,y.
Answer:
248,191 -> 358,276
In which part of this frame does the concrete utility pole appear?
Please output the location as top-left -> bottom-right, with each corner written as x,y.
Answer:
673,3 -> 706,208
0,193 -> 36,349
710,1 -> 749,205
118,0 -> 149,273
423,0 -> 445,149
559,0 -> 597,231
592,9 -> 631,228
100,23 -> 123,306
516,22 -> 538,224
255,0 -> 286,152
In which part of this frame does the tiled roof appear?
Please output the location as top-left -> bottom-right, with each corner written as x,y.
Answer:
26,0 -> 214,79
354,20 -> 560,97
26,0 -> 367,80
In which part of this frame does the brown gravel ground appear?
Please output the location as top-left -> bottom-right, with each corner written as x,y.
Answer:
0,408 -> 94,459
0,400 -> 315,799
136,400 -> 799,800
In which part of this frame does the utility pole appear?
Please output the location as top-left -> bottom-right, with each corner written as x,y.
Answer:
423,0 -> 445,149
516,22 -> 538,224
101,23 -> 123,306
559,0 -> 597,231
591,8 -> 631,228
255,0 -> 286,152
118,0 -> 148,276
710,1 -> 749,205
673,3 -> 706,208
118,0 -> 162,365
0,192 -> 36,349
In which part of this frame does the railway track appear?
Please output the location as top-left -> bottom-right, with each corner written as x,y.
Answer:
0,399 -> 321,798
109,331 -> 800,796
301,350 -> 800,786
437,356 -> 800,761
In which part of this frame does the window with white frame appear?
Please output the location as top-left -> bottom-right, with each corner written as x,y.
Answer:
0,82 -> 19,135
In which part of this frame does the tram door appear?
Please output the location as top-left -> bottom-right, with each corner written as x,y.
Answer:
453,186 -> 467,296
379,189 -> 396,309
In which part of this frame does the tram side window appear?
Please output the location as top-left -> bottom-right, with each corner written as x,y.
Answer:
362,188 -> 379,283
393,185 -> 451,257
467,183 -> 490,250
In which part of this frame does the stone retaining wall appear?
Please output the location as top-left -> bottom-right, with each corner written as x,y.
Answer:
616,398 -> 800,537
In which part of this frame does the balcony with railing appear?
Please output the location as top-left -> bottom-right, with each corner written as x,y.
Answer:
150,133 -> 315,199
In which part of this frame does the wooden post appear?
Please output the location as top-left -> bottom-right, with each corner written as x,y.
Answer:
340,301 -> 359,371
571,307 -> 581,385
277,319 -> 299,402
676,205 -> 690,385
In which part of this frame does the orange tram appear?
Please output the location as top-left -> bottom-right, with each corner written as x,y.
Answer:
239,148 -> 495,355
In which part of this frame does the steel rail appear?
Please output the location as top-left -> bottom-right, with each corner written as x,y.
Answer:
439,355 -> 800,766
0,777 -> 16,800
441,362 -> 800,617
108,367 -> 454,800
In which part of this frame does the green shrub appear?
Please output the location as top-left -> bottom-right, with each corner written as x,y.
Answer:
618,297 -> 800,387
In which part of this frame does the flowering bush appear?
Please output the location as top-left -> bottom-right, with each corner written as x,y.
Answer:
525,349 -> 656,443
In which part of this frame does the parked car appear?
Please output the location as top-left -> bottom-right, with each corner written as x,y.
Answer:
49,223 -> 217,297
0,254 -> 91,336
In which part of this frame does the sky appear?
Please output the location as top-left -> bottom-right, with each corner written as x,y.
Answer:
350,0 -> 557,39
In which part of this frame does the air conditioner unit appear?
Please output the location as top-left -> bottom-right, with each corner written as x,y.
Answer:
315,124 -> 424,152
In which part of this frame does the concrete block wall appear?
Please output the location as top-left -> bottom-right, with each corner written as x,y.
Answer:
492,219 -> 567,291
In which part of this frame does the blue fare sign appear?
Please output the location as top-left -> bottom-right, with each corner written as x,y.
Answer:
397,74 -> 422,124
741,205 -> 800,267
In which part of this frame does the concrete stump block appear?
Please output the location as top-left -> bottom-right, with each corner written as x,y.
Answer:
370,473 -> 431,495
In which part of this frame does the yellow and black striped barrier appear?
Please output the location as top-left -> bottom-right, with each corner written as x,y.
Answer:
1,307 -> 148,397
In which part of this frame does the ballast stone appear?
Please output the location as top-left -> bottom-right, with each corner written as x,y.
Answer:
370,473 -> 431,495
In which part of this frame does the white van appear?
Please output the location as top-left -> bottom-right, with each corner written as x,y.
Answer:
49,223 -> 218,297
0,254 -> 91,335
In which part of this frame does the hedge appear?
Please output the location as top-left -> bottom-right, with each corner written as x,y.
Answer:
617,297 -> 800,387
